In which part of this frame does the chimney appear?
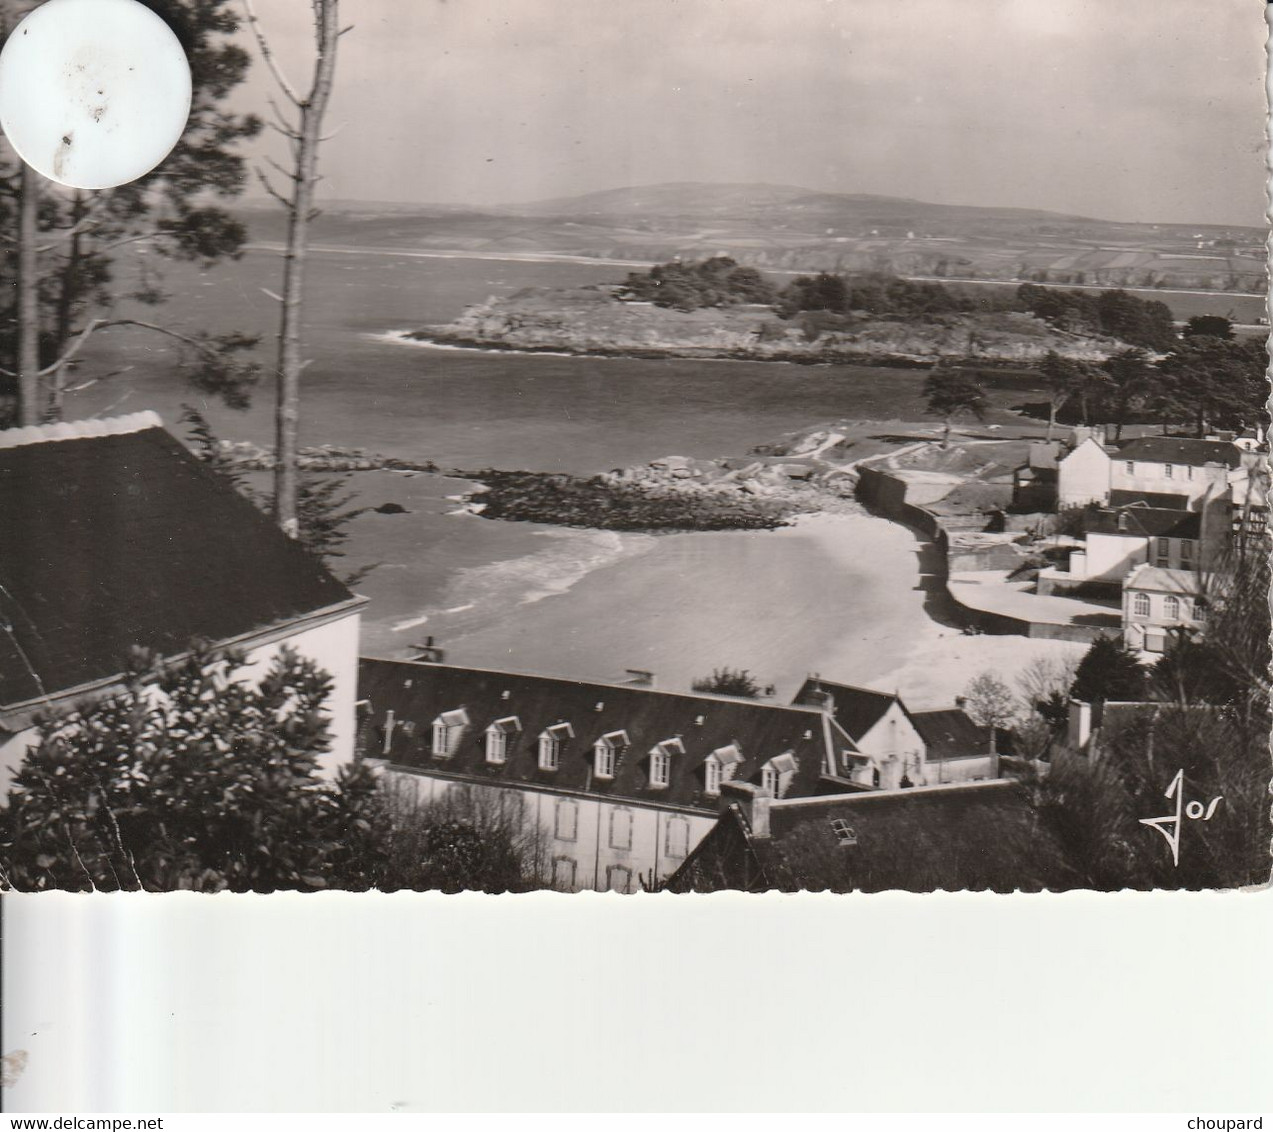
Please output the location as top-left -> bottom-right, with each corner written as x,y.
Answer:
720,781 -> 771,840
805,685 -> 836,713
750,795 -> 771,839
1067,699 -> 1091,751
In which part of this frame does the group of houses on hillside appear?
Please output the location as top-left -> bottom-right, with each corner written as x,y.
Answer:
1017,425 -> 1268,655
0,412 -> 1020,893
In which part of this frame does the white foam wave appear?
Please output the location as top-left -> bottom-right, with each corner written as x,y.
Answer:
390,528 -> 656,636
367,330 -> 610,361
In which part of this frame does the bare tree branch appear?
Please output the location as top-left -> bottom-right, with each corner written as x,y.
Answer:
266,95 -> 302,138
254,166 -> 291,209
241,0 -> 302,104
38,318 -> 240,378
265,156 -> 300,185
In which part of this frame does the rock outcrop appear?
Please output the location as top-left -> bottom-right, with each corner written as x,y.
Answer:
411,285 -> 1122,364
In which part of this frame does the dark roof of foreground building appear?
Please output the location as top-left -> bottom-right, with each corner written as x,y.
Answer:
1107,489 -> 1191,510
909,709 -> 992,762
792,677 -> 910,741
665,780 -> 1072,893
1116,437 -> 1241,469
359,658 -> 845,812
0,414 -> 355,711
1088,507 -> 1201,540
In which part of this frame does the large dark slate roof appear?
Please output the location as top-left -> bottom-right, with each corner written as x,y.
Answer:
358,659 -> 836,811
0,417 -> 354,709
1117,437 -> 1241,469
792,677 -> 904,742
667,781 -> 1072,893
910,709 -> 991,762
1088,507 -> 1201,539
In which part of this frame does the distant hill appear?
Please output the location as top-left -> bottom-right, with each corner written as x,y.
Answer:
238,181 -> 1266,296
506,181 -> 1092,228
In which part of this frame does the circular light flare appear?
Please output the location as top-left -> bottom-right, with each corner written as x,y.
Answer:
0,0 -> 192,189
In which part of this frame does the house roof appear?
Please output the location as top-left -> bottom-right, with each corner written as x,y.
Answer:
1123,564 -> 1207,596
0,415 -> 354,711
792,677 -> 905,741
1116,437 -> 1241,469
909,709 -> 991,762
358,659 -> 837,812
665,780 -> 1072,893
1108,489 -> 1191,510
1088,508 -> 1200,539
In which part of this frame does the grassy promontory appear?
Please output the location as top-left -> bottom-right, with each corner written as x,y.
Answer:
406,279 -> 1127,366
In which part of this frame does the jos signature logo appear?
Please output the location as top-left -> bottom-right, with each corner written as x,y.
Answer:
1139,769 -> 1223,867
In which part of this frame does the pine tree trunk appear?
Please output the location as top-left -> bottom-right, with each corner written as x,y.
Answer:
47,192 -> 87,422
273,1 -> 340,538
16,161 -> 41,427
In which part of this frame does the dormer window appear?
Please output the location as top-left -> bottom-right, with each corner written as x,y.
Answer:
430,708 -> 469,757
760,752 -> 798,798
648,737 -> 684,789
593,730 -> 628,779
538,722 -> 573,771
704,743 -> 744,796
484,716 -> 520,764
704,756 -> 722,796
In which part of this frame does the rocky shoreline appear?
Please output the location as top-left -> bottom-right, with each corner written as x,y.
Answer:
210,439 -> 862,533
399,328 -> 949,368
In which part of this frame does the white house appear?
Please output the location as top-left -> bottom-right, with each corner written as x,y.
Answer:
0,413 -> 366,792
1108,437 -> 1239,510
792,679 -> 997,788
1038,506 -> 1201,594
1056,432 -> 1114,508
1121,564 -> 1209,654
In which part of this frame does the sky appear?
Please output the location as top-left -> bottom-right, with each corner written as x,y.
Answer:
233,0 -> 1270,226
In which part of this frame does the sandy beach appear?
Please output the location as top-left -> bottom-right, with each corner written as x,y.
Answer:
436,509 -> 1088,708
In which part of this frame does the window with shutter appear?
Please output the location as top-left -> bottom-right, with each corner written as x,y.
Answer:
554,799 -> 578,842
609,807 -> 633,850
606,864 -> 634,894
664,816 -> 689,858
552,856 -> 577,891
704,756 -> 722,795
485,728 -> 507,763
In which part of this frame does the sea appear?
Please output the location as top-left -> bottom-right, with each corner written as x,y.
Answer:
57,243 -> 1253,694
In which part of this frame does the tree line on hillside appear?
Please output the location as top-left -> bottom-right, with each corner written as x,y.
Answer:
922,312 -> 1265,442
620,259 -> 1186,351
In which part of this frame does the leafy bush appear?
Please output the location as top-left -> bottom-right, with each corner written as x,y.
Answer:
691,667 -> 763,698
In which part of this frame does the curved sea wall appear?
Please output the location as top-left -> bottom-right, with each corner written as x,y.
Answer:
854,463 -> 1112,643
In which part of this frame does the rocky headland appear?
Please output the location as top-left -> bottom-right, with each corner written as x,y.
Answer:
404,284 -> 1123,365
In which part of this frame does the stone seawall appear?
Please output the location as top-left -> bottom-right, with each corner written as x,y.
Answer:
853,463 -> 1114,643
